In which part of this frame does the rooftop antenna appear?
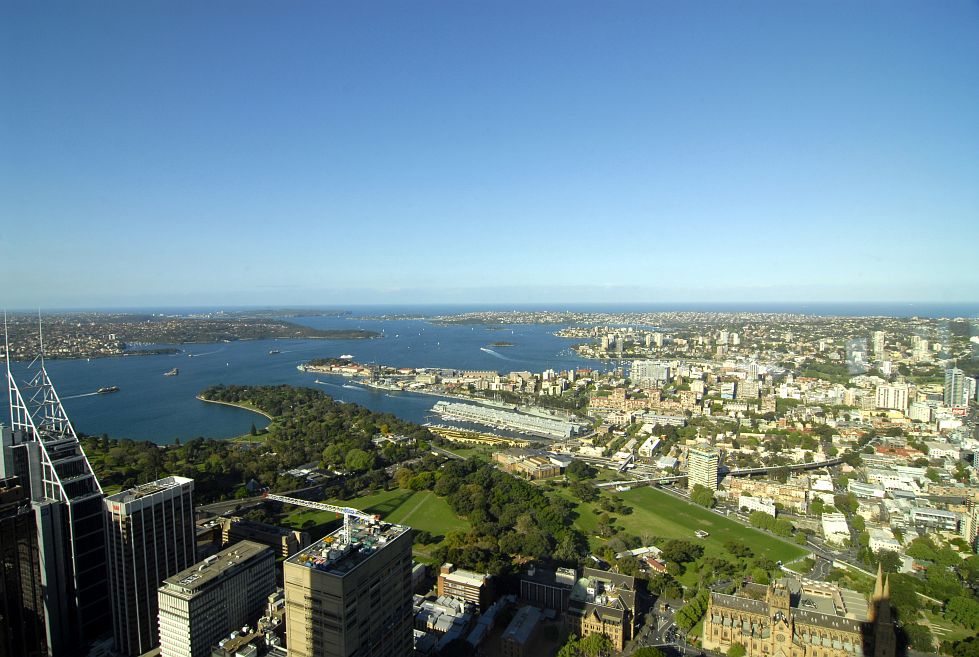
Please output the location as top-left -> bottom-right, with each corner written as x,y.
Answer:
3,310 -> 9,377
37,309 -> 45,371
25,310 -> 78,438
4,311 -> 36,434
4,310 -> 12,424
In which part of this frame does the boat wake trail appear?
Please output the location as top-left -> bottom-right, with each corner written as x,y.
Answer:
479,347 -> 522,363
313,380 -> 341,389
61,391 -> 101,400
187,348 -> 223,358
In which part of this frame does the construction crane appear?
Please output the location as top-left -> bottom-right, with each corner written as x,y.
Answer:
263,493 -> 380,543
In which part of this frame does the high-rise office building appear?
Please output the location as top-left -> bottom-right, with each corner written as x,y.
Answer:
688,446 -> 719,491
945,368 -> 967,408
104,476 -> 196,657
2,362 -> 109,655
0,476 -> 47,657
158,540 -> 275,657
284,518 -> 413,657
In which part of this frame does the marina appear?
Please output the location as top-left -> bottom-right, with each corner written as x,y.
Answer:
431,400 -> 586,439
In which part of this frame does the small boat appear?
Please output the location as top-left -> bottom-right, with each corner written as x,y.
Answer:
164,368 -> 179,376
268,350 -> 281,355
339,354 -> 354,360
97,386 -> 119,394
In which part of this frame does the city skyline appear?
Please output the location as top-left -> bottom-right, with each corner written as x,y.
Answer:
3,1 -> 979,308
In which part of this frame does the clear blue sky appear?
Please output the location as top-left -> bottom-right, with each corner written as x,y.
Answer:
2,1 -> 978,308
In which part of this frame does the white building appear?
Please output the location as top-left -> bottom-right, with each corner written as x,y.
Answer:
637,436 -> 661,460
738,495 -> 776,517
875,384 -> 910,413
908,401 -> 933,424
868,528 -> 901,554
631,360 -> 671,385
926,441 -> 960,460
945,368 -> 968,408
821,512 -> 851,546
158,541 -> 276,657
687,446 -> 719,491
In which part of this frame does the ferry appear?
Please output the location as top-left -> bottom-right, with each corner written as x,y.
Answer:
339,354 -> 354,360
97,386 -> 119,394
164,368 -> 179,376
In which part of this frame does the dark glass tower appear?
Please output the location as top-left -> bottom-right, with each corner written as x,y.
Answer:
2,360 -> 109,655
0,476 -> 47,657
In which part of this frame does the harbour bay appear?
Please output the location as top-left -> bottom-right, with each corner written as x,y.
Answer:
4,303 -> 975,444
2,315 -> 594,443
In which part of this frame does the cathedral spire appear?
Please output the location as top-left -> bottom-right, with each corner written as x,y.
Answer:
868,563 -> 884,622
872,563 -> 884,601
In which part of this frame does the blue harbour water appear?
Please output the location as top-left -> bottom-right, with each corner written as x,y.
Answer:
4,303 -> 977,444
4,316 -> 594,443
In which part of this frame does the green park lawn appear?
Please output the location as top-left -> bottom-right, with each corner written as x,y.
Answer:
548,484 -> 808,583
617,487 -> 808,563
282,487 -> 469,541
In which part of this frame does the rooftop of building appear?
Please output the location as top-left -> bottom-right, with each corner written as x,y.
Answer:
569,567 -> 637,615
710,577 -> 870,631
285,518 -> 409,577
440,565 -> 489,587
502,606 -> 541,645
521,565 -> 577,589
160,540 -> 272,597
105,475 -> 193,504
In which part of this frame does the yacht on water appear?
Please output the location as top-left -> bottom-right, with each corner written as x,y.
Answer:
164,368 -> 179,376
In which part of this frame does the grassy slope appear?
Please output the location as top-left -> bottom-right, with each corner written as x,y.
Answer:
546,484 -> 807,585
617,487 -> 808,563
282,488 -> 469,538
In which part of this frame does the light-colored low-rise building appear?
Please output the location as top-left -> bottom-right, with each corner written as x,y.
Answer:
437,564 -> 492,612
868,528 -> 901,554
821,512 -> 851,545
738,495 -> 777,517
